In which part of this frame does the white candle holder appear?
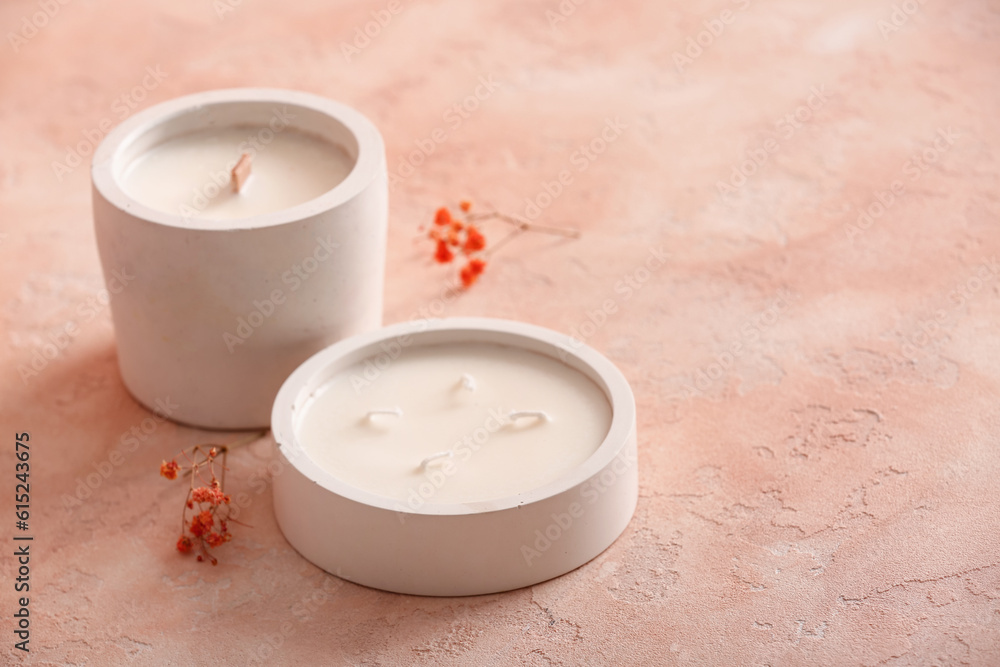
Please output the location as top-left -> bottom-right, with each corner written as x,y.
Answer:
91,89 -> 387,429
272,318 -> 637,596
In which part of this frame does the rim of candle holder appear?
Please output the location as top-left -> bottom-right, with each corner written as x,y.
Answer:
91,87 -> 385,232
272,317 -> 636,517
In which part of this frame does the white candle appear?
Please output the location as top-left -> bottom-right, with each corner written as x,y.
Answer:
272,318 -> 638,596
297,342 -> 613,506
92,89 -> 388,428
121,126 -> 354,220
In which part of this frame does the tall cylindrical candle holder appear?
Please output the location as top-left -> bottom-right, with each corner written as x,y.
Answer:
92,89 -> 387,429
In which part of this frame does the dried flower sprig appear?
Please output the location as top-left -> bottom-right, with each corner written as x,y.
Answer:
425,201 -> 580,288
159,430 -> 266,565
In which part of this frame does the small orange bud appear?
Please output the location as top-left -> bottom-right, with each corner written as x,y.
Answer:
160,460 -> 180,480
434,207 -> 452,226
434,239 -> 454,263
463,225 -> 486,254
459,258 -> 488,288
189,510 -> 214,538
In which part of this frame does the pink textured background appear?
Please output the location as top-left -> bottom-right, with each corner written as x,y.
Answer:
2,0 -> 1000,664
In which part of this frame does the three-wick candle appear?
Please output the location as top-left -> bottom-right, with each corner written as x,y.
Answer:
272,318 -> 638,597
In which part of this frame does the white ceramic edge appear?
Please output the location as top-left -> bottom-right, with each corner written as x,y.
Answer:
270,317 -> 638,596
91,87 -> 384,231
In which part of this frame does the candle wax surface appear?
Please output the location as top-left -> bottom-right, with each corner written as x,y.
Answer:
297,342 -> 613,506
121,125 -> 354,220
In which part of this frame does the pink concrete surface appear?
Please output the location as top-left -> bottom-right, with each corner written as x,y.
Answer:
2,0 -> 999,664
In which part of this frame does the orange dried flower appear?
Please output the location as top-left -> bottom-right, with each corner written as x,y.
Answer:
205,532 -> 229,548
434,207 -> 452,226
160,439 -> 256,566
191,486 -> 213,504
460,258 -> 487,288
160,460 -> 179,480
463,225 -> 486,254
434,239 -> 454,263
189,510 -> 214,538
191,485 -> 229,506
425,200 -> 579,289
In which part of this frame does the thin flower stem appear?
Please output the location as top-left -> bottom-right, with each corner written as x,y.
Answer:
166,430 -> 268,564
219,447 -> 227,493
426,203 -> 581,289
179,430 -> 267,480
518,221 -> 581,238
181,489 -> 192,533
483,227 -> 526,258
467,211 -> 580,238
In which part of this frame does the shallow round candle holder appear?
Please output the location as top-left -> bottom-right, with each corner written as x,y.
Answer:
92,88 -> 387,429
272,317 -> 638,597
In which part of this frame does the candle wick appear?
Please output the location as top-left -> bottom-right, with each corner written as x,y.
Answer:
231,152 -> 252,193
366,407 -> 403,420
420,450 -> 454,470
507,410 -> 550,423
460,373 -> 476,392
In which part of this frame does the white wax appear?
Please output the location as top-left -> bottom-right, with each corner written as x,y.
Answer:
121,126 -> 354,220
297,342 -> 613,506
